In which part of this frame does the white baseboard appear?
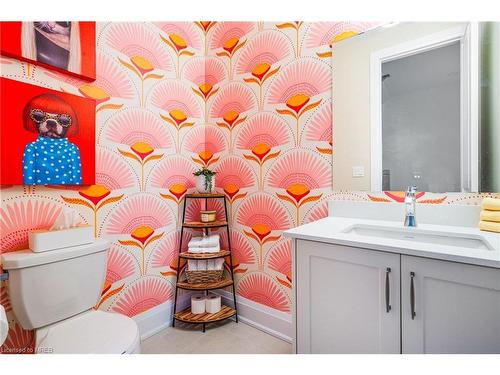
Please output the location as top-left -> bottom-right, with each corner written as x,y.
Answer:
133,291 -> 293,344
133,293 -> 191,341
213,290 -> 292,343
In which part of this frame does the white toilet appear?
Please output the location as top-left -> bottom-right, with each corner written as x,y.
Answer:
1,240 -> 141,354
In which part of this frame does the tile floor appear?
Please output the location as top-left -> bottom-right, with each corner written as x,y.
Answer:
141,320 -> 292,354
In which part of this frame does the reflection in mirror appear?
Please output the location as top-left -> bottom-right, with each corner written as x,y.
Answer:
480,22 -> 500,192
381,42 -> 461,192
333,22 -> 499,193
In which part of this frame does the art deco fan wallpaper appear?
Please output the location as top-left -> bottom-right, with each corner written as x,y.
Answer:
0,21 -> 494,353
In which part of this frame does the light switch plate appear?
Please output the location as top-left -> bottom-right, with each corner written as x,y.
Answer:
352,166 -> 365,177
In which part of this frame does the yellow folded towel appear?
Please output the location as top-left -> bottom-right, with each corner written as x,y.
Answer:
480,210 -> 500,222
479,220 -> 500,233
481,197 -> 500,211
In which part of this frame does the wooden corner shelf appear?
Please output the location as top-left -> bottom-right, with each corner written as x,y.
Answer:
179,250 -> 230,259
183,221 -> 228,228
176,277 -> 233,291
172,192 -> 238,332
174,305 -> 236,324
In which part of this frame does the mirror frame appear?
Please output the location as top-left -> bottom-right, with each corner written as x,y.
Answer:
332,22 -> 480,193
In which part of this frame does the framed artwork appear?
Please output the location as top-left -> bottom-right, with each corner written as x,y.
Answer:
0,78 -> 95,185
0,21 -> 96,81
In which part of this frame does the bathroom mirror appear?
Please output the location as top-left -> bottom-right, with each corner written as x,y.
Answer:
332,22 -> 499,193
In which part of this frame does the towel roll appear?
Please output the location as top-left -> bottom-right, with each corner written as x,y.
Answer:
206,259 -> 215,270
187,259 -> 198,271
197,260 -> 208,271
215,258 -> 224,270
205,293 -> 221,314
479,220 -> 500,233
481,197 -> 500,211
188,260 -> 209,271
1,304 -> 8,346
191,294 -> 206,314
480,210 -> 500,222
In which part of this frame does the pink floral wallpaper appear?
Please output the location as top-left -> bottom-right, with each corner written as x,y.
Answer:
1,21 -> 496,354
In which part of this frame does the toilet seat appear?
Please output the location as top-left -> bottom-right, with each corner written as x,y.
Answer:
35,310 -> 141,354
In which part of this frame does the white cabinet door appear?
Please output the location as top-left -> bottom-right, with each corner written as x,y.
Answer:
401,255 -> 500,353
295,239 -> 400,353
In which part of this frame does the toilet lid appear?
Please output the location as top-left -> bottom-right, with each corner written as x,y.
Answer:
36,310 -> 140,354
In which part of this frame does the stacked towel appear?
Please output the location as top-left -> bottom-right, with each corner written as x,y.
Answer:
188,234 -> 220,253
188,244 -> 221,253
480,210 -> 500,222
189,234 -> 219,247
479,198 -> 500,233
482,197 -> 500,210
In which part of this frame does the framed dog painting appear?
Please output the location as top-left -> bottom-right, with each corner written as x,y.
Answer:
0,22 -> 95,81
0,78 -> 95,185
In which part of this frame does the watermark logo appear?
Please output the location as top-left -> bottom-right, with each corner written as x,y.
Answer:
0,346 -> 54,354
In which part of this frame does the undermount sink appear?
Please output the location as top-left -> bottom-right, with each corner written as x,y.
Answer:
342,224 -> 495,251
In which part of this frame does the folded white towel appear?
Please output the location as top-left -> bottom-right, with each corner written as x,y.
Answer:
188,237 -> 204,248
188,234 -> 220,248
188,244 -> 221,253
187,247 -> 198,254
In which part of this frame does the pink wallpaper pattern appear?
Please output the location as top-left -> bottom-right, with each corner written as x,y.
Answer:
1,22 -> 495,353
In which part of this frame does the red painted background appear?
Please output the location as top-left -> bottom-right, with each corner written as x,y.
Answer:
0,77 -> 95,185
0,21 -> 96,81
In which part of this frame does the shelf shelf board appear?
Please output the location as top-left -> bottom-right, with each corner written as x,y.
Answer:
183,221 -> 228,228
185,192 -> 226,199
179,250 -> 230,259
177,278 -> 233,290
174,305 -> 236,324
173,190 -> 238,330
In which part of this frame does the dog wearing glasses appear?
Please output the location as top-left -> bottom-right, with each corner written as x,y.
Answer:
22,93 -> 82,185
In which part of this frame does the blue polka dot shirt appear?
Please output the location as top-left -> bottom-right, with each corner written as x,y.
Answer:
23,135 -> 82,185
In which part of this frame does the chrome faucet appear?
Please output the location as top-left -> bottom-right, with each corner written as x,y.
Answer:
404,186 -> 417,227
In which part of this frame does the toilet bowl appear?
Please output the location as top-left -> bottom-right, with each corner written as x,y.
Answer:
36,310 -> 141,354
1,240 -> 141,354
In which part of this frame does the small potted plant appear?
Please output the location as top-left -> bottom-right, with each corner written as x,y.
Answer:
193,167 -> 217,193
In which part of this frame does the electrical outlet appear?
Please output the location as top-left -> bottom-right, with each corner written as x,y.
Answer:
352,166 -> 365,177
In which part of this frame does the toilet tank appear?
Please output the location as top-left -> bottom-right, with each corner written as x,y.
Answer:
1,240 -> 109,330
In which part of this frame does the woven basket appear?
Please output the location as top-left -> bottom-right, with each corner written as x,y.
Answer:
186,269 -> 224,284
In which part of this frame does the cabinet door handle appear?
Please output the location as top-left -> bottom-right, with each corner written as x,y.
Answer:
385,267 -> 391,313
410,271 -> 416,320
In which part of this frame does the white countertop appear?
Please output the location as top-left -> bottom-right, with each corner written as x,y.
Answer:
284,217 -> 500,269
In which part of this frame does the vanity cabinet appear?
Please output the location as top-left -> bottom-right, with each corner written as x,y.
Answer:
294,239 -> 500,354
401,255 -> 500,354
295,239 -> 401,353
